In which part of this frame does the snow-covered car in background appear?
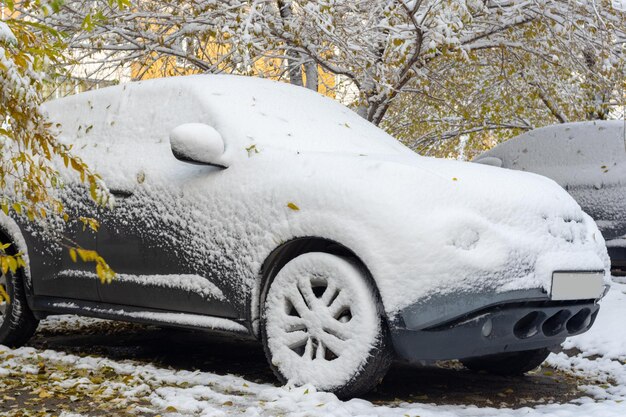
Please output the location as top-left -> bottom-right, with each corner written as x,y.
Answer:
474,121 -> 626,273
0,76 -> 611,398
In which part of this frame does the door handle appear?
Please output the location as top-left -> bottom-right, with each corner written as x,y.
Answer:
109,189 -> 133,198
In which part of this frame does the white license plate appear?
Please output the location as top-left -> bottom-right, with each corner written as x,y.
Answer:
551,272 -> 604,301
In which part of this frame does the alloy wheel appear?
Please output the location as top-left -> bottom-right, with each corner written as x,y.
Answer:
264,253 -> 381,390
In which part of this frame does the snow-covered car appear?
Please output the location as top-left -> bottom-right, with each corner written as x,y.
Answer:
474,121 -> 626,273
0,75 -> 611,398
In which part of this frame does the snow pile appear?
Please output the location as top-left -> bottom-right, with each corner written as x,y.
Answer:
614,0 -> 626,11
51,302 -> 247,332
37,75 -> 609,318
0,20 -> 16,44
561,280 -> 626,360
38,314 -> 114,332
60,271 -> 225,300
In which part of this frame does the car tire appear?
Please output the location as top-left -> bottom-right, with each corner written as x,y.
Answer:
0,267 -> 39,348
261,252 -> 392,398
461,348 -> 551,376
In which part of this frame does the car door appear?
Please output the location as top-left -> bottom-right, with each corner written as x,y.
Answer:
90,86 -> 238,318
95,173 -> 238,318
27,173 -> 101,303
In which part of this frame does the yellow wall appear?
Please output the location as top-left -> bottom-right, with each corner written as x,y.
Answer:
131,45 -> 336,98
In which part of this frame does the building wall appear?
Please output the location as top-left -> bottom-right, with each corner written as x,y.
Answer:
130,43 -> 337,98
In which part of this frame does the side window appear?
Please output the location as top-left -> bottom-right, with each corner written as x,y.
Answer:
46,84 -> 207,189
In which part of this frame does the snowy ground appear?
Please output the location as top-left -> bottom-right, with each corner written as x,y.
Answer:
1,283 -> 626,417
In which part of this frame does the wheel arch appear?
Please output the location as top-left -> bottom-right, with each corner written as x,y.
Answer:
248,236 -> 386,337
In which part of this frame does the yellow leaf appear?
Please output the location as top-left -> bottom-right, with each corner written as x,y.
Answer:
165,406 -> 178,412
96,262 -> 104,280
6,256 -> 17,273
0,284 -> 10,304
76,248 -> 96,262
69,248 -> 77,263
287,202 -> 300,211
222,401 -> 233,406
70,158 -> 81,171
0,257 -> 8,275
38,390 -> 53,399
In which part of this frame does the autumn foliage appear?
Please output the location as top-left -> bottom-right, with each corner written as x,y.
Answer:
0,5 -> 114,283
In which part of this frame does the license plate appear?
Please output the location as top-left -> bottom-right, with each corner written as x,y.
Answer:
551,272 -> 604,301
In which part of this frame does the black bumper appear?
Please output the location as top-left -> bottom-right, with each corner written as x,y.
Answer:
391,301 -> 600,362
609,246 -> 626,271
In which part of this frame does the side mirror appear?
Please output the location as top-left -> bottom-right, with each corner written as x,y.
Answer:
473,156 -> 503,168
170,123 -> 228,168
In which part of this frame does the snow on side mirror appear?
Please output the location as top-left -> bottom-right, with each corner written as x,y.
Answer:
170,123 -> 228,168
473,156 -> 503,168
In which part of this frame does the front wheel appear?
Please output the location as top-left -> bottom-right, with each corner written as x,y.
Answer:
461,348 -> 551,376
261,252 -> 392,398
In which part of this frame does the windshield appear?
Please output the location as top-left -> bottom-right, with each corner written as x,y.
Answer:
191,75 -> 412,157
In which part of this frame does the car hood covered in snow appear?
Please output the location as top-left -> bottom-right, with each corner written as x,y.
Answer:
40,75 -> 609,317
232,149 -> 610,315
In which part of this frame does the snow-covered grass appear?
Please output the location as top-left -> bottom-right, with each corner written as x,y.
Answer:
1,342 -> 625,417
561,278 -> 626,361
2,282 -> 626,416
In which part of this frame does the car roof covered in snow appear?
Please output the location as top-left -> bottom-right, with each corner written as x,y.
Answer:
42,74 -> 410,159
475,121 -> 626,187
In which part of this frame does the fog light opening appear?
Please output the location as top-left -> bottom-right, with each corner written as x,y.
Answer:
481,318 -> 493,337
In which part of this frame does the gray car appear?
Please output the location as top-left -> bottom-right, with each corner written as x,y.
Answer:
0,76 -> 610,398
475,121 -> 626,273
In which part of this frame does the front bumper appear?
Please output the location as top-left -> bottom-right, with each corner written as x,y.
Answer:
391,300 -> 600,362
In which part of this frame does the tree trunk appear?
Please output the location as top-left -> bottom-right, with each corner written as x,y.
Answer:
582,47 -> 610,120
304,61 -> 318,91
277,0 -> 303,87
